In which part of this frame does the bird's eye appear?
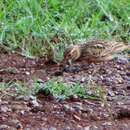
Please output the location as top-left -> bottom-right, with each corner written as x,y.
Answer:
68,54 -> 71,57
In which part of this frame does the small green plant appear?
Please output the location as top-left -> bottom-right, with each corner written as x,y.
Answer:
32,77 -> 102,101
0,77 -> 102,101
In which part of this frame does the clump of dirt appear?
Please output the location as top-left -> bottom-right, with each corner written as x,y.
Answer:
0,53 -> 130,129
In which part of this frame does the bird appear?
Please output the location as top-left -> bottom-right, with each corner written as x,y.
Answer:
63,38 -> 130,64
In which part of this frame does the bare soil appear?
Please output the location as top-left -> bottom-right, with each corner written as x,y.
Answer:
0,53 -> 130,130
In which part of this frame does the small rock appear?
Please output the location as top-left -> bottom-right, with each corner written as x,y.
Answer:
41,127 -> 48,130
102,77 -> 112,83
69,95 -> 79,101
72,103 -> 87,112
126,72 -> 130,76
25,71 -> 30,75
82,64 -> 94,71
11,104 -> 24,112
107,96 -> 113,101
102,122 -> 112,126
16,122 -> 23,129
73,114 -> 81,121
116,107 -> 130,118
122,76 -> 130,81
81,113 -> 88,119
63,126 -> 72,130
123,99 -> 130,105
31,98 -> 39,107
112,86 -> 118,91
117,57 -> 129,64
0,125 -> 9,129
83,126 -> 90,130
89,125 -> 99,130
48,127 -> 57,130
128,57 -> 130,62
116,89 -> 126,95
83,100 -> 95,106
118,124 -> 129,130
0,106 -> 9,113
63,105 -> 75,114
8,119 -> 20,127
16,95 -> 25,100
1,117 -> 7,121
37,79 -> 44,83
77,125 -> 83,129
64,66 -> 81,72
120,73 -> 126,76
29,95 -> 36,100
31,106 -> 40,113
18,110 -> 25,115
70,67 -> 81,72
127,85 -> 130,90
107,90 -> 115,97
52,70 -> 63,76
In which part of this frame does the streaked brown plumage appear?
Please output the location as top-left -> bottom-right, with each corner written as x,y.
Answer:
63,39 -> 130,64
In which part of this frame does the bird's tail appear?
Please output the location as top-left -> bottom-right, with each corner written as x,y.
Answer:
113,43 -> 130,54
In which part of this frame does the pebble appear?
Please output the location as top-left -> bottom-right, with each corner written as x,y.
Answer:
16,95 -> 25,100
25,71 -> 30,75
102,122 -> 112,126
112,86 -> 118,91
122,76 -> 130,81
62,126 -> 72,130
41,127 -> 48,130
0,106 -> 9,113
31,106 -> 41,113
52,70 -> 63,76
73,114 -> 81,121
123,99 -> 130,105
83,126 -> 90,130
70,67 -> 81,72
126,72 -> 130,76
127,85 -> 130,90
107,96 -> 113,101
117,57 -> 129,64
63,104 -> 75,114
118,124 -> 129,130
116,90 -> 126,95
82,64 -> 94,71
81,113 -> 88,119
107,90 -> 115,97
72,104 -> 84,111
31,98 -> 39,107
8,119 -> 20,127
89,125 -> 99,130
48,127 -> 57,130
0,125 -> 9,129
69,95 -> 79,101
37,78 -> 44,83
102,77 -> 113,83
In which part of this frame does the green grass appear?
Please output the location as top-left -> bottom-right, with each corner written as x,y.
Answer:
0,0 -> 129,59
0,77 -> 102,101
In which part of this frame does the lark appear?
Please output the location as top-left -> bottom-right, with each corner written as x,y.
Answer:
63,39 -> 130,64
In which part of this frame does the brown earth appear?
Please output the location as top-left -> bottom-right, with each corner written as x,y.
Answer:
0,53 -> 130,130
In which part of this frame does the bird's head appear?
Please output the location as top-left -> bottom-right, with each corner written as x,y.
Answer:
63,45 -> 80,65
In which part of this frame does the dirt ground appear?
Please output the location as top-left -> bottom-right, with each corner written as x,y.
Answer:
0,53 -> 130,130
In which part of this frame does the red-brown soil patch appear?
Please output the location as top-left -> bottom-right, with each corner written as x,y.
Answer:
0,53 -> 130,129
